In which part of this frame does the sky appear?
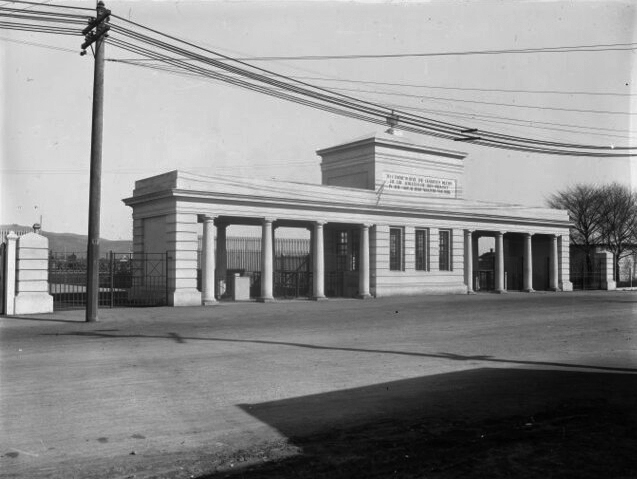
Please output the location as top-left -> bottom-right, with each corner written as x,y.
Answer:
1,0 -> 636,240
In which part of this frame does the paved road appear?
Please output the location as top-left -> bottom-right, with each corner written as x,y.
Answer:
1,291 -> 636,478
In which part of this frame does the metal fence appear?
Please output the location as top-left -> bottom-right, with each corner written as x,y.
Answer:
570,271 -> 604,290
198,236 -> 312,298
0,229 -> 30,243
49,252 -> 168,310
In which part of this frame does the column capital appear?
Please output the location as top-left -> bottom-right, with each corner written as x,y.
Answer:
262,217 -> 276,225
360,223 -> 373,229
464,229 -> 474,235
495,230 -> 506,237
197,214 -> 217,223
523,232 -> 534,238
313,220 -> 327,226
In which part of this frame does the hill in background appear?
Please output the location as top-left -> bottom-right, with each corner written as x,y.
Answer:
1,225 -> 132,255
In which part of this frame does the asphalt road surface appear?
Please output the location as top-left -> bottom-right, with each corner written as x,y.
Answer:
1,291 -> 636,478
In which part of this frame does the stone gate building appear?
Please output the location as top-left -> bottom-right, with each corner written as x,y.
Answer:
123,131 -> 573,305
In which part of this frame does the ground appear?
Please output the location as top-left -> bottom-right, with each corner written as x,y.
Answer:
1,291 -> 636,478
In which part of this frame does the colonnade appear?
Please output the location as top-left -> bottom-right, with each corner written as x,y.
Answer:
464,230 -> 561,293
199,216 -> 372,303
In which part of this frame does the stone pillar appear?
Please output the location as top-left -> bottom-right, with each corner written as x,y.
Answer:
495,231 -> 506,293
523,233 -> 534,292
4,232 -> 18,315
312,221 -> 326,300
216,222 -> 228,298
201,216 -> 217,305
259,218 -> 275,302
14,232 -> 53,314
166,213 -> 201,306
358,224 -> 372,299
549,234 -> 559,291
464,230 -> 474,294
595,250 -> 616,291
558,234 -> 573,291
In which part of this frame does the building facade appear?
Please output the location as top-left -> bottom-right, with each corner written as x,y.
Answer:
123,132 -> 573,305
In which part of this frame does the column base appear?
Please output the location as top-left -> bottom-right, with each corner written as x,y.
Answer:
169,289 -> 202,306
523,288 -> 535,293
466,290 -> 476,295
601,281 -> 616,291
14,292 -> 53,315
495,289 -> 507,294
202,299 -> 218,306
312,295 -> 328,301
357,293 -> 373,300
559,281 -> 573,292
257,296 -> 275,303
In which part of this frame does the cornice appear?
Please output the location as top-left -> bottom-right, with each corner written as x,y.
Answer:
316,134 -> 467,160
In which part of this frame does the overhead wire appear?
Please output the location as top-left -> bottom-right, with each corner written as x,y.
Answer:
0,2 -> 635,156
104,15 -> 637,156
107,23 -> 636,155
113,58 -> 637,142
106,41 -> 637,61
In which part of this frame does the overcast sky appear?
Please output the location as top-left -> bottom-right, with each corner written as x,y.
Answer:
1,0 -> 636,240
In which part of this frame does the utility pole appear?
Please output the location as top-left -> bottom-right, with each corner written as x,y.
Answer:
82,1 -> 110,322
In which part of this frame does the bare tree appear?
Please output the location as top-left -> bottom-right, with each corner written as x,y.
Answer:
547,184 -> 604,273
598,183 -> 637,281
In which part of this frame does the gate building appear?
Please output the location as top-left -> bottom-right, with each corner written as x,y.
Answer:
123,131 -> 573,305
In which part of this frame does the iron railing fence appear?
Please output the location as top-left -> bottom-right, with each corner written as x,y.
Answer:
197,236 -> 311,271
49,252 -> 168,310
570,271 -> 604,290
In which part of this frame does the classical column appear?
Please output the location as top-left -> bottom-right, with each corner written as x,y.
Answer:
523,233 -> 534,292
358,224 -> 372,299
4,231 -> 18,315
201,216 -> 217,305
259,218 -> 275,302
464,230 -> 474,294
495,231 -> 506,293
216,222 -> 228,298
549,234 -> 559,291
312,221 -> 326,300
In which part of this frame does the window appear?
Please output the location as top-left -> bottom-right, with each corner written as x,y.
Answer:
415,229 -> 429,271
335,230 -> 360,271
336,231 -> 348,271
439,229 -> 452,271
389,227 -> 404,271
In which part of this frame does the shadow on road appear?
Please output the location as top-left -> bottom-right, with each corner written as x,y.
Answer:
53,330 -> 637,374
196,368 -> 637,478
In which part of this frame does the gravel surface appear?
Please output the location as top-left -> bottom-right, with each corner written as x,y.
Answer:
1,290 -> 636,478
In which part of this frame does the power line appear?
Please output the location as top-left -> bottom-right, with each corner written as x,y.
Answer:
104,19 -> 637,156
0,0 -> 92,11
173,42 -> 637,61
283,76 -> 637,98
0,34 -> 78,52
114,58 -> 637,142
1,4 -> 635,156
107,35 -> 632,155
110,58 -> 636,98
325,86 -> 637,116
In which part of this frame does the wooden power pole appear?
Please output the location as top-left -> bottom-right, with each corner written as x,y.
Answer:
82,1 -> 110,322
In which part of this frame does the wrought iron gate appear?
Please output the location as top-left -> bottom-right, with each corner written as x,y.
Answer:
49,252 -> 168,310
274,255 -> 312,298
